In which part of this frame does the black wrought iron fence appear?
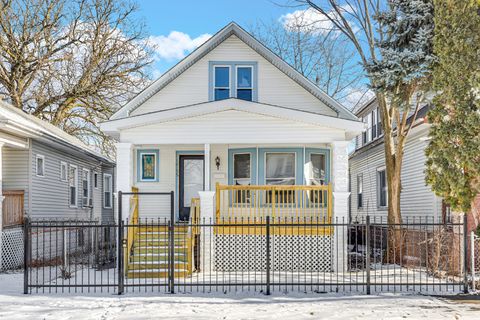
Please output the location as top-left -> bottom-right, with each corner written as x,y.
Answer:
24,213 -> 470,295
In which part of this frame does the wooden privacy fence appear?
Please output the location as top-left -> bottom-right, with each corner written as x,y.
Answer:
2,190 -> 24,227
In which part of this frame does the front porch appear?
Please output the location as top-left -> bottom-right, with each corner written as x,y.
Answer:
115,142 -> 347,223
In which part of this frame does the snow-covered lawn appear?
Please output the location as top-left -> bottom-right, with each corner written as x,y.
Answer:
0,272 -> 479,319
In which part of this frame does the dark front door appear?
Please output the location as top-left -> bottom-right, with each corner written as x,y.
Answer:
179,155 -> 204,221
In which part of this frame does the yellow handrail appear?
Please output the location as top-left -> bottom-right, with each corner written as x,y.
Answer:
125,187 -> 139,276
215,183 -> 332,223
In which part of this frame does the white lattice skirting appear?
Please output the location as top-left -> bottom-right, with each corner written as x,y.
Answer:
214,235 -> 333,272
1,228 -> 24,271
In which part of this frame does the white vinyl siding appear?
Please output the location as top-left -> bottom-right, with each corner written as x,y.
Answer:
131,35 -> 337,117
350,126 -> 443,220
121,110 -> 346,144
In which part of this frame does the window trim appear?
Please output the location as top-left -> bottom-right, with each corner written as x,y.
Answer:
103,173 -> 113,209
357,174 -> 363,209
228,148 -> 258,186
213,65 -> 231,100
235,65 -> 253,101
377,166 -> 388,209
36,154 -> 45,177
209,61 -> 258,101
69,164 -> 78,208
137,149 -> 159,182
82,168 -> 91,208
60,161 -> 67,181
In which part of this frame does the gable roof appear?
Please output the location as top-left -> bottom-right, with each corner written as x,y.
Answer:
102,98 -> 364,140
0,100 -> 113,164
110,22 -> 357,122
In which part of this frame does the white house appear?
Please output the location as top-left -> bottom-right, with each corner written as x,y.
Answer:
349,98 -> 446,222
100,22 -> 364,276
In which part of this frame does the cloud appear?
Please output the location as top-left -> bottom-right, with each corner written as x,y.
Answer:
279,6 -> 357,36
280,7 -> 337,35
149,31 -> 211,61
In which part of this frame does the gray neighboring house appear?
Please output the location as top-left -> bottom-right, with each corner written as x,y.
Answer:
349,98 -> 446,223
0,100 -> 115,270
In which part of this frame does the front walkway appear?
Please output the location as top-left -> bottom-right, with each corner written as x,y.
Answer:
0,272 -> 478,320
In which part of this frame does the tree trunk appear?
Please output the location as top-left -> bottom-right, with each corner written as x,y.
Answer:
377,93 -> 405,264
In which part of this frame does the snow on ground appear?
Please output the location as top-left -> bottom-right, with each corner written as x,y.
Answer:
1,271 -> 479,320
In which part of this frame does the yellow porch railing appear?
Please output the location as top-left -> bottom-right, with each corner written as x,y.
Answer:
124,187 -> 139,276
215,183 -> 333,235
186,198 -> 201,274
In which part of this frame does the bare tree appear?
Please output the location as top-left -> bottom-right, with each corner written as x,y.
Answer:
250,17 -> 367,108
0,0 -> 153,153
291,0 -> 434,229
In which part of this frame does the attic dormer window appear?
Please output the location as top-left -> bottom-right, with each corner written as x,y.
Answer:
209,61 -> 257,102
236,66 -> 252,101
214,66 -> 230,100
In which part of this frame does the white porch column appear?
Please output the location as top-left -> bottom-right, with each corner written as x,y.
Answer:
200,143 -> 215,273
115,142 -> 133,222
331,141 -> 350,273
204,143 -> 211,191
0,143 -> 4,270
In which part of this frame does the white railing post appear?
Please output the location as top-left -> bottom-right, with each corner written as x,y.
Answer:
199,191 -> 215,273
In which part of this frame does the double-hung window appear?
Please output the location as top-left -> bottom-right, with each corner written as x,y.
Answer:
82,169 -> 91,207
236,66 -> 253,101
377,168 -> 387,208
69,165 -> 78,207
214,66 -> 230,101
265,152 -> 296,203
357,174 -> 363,209
211,62 -> 256,101
103,174 -> 112,209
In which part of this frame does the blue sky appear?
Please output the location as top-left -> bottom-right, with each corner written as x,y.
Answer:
135,0 -> 297,73
133,0 -> 372,108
